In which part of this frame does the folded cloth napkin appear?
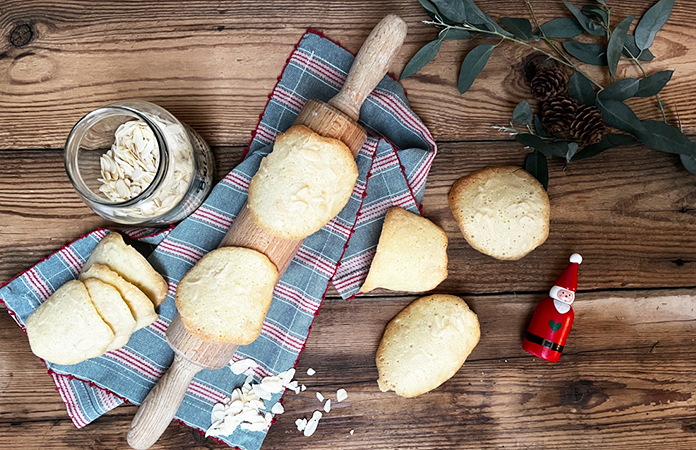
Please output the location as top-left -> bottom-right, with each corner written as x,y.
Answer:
0,30 -> 436,450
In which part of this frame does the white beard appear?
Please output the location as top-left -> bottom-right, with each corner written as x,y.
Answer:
554,299 -> 571,314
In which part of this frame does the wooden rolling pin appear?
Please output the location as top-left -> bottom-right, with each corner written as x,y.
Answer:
127,14 -> 407,450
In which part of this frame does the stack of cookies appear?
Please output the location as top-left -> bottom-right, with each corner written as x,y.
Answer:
26,233 -> 166,365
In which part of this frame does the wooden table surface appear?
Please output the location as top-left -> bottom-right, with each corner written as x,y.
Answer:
2,1 -> 696,449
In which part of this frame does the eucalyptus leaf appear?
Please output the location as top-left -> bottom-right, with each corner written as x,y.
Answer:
463,0 -> 513,37
641,120 -> 696,155
442,28 -> 472,40
401,39 -> 442,80
547,141 -> 574,158
568,71 -> 595,106
417,0 -> 439,16
582,5 -> 609,26
635,70 -> 674,97
463,0 -> 487,22
525,151 -> 549,190
458,44 -> 495,94
565,142 -> 580,163
534,115 -> 547,137
598,78 -> 639,102
563,0 -> 605,36
607,15 -> 634,78
634,0 -> 675,50
516,134 -> 552,157
563,41 -> 607,66
532,28 -> 542,41
595,97 -> 649,140
680,154 -> 696,176
595,0 -> 607,6
537,17 -> 584,39
431,0 -> 467,23
513,100 -> 533,125
572,134 -> 637,161
623,35 -> 655,61
500,17 -> 533,40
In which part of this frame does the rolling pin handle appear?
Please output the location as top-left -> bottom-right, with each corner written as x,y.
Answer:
127,353 -> 203,450
328,14 -> 408,121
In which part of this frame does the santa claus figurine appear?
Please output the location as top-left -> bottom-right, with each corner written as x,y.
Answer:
522,253 -> 582,363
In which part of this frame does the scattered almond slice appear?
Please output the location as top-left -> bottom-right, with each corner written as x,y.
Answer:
303,411 -> 323,437
296,418 -> 307,432
307,368 -> 316,376
280,368 -> 296,386
301,384 -> 307,392
316,392 -> 324,403
230,358 -> 259,375
350,429 -> 354,435
260,375 -> 284,393
323,399 -> 331,413
271,403 -> 284,415
336,388 -> 348,402
252,384 -> 272,401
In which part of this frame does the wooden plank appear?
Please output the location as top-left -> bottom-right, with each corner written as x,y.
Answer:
1,1 -> 695,148
1,288 -> 695,449
2,141 -> 696,292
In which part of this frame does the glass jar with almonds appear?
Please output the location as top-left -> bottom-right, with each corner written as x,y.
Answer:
64,100 -> 214,225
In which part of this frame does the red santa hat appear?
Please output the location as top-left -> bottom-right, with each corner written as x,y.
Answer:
549,253 -> 582,304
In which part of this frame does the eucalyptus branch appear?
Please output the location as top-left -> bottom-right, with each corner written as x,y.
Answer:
524,0 -> 580,77
491,122 -> 520,136
624,47 -> 668,122
439,19 -> 604,89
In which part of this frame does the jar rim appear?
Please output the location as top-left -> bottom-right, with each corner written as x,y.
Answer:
64,104 -> 170,207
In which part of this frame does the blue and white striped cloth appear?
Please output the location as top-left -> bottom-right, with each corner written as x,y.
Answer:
0,31 -> 436,450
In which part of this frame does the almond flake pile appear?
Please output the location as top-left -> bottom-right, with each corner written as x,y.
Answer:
98,118 -> 194,218
206,362 -> 295,437
209,360 -> 351,439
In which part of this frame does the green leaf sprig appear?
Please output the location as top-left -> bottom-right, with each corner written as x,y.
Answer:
405,0 -> 695,188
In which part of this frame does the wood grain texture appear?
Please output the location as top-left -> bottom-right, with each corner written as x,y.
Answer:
1,1 -> 696,148
2,141 -> 696,293
2,288 -> 695,449
2,2 -> 696,449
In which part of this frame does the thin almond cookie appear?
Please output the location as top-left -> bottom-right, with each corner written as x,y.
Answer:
83,278 -> 137,351
80,264 -> 157,330
247,125 -> 358,239
82,232 -> 167,306
176,247 -> 278,344
360,207 -> 448,293
449,166 -> 550,260
376,294 -> 480,398
26,280 -> 115,365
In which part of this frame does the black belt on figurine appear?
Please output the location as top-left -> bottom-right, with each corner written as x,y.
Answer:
525,332 -> 564,353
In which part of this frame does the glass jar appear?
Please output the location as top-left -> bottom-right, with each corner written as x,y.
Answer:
64,100 -> 214,225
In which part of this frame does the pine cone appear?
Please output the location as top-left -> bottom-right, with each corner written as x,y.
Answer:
570,104 -> 605,145
531,68 -> 569,101
540,95 -> 578,135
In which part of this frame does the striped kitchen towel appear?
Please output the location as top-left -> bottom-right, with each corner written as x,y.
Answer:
0,30 -> 436,450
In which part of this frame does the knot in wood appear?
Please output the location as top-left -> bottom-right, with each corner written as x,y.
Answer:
564,380 -> 595,405
9,24 -> 33,48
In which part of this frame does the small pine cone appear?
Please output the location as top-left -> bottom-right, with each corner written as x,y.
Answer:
540,95 -> 578,135
570,104 -> 605,145
531,68 -> 569,101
